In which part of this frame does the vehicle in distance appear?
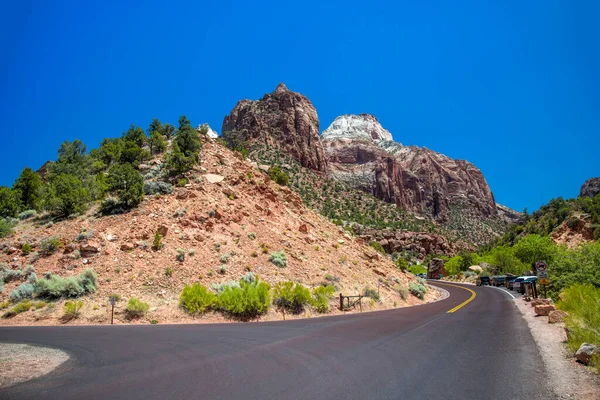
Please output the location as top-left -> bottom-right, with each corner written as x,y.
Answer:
476,276 -> 491,286
490,276 -> 506,287
505,277 -> 519,290
517,276 -> 538,294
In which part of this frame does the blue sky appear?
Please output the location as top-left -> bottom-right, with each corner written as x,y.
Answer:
1,0 -> 598,212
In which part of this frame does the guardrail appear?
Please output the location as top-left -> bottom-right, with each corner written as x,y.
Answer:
339,294 -> 364,311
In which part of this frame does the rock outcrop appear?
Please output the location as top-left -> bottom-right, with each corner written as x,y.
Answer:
196,123 -> 219,139
580,177 -> 600,199
359,228 -> 457,257
221,83 -> 327,172
322,114 -> 499,222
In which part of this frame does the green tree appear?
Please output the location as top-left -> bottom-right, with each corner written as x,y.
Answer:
50,140 -> 90,177
122,125 -> 146,147
166,142 -> 194,176
148,131 -> 167,155
147,118 -> 164,136
175,118 -> 202,159
12,167 -> 42,210
0,186 -> 20,218
119,141 -> 143,165
513,234 -> 557,266
444,255 -> 463,276
91,138 -> 122,167
45,174 -> 90,217
163,123 -> 175,139
107,163 -> 144,208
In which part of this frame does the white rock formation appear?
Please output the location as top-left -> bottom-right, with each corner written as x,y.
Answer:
197,123 -> 219,139
321,114 -> 395,142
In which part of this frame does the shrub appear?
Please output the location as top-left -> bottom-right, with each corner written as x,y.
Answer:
4,300 -> 33,317
176,248 -> 185,262
165,268 -> 173,277
34,269 -> 97,299
220,253 -> 232,264
99,196 -> 125,215
241,272 -> 256,284
272,281 -> 312,314
394,285 -> 410,301
144,181 -> 174,196
0,300 -> 10,309
369,241 -> 386,255
21,243 -> 32,256
10,283 -> 35,302
408,265 -> 427,275
395,257 -> 408,272
269,251 -> 287,268
33,301 -> 47,309
247,232 -> 256,240
152,232 -> 162,250
18,209 -> 37,220
217,280 -> 271,320
0,218 -> 15,238
179,283 -> 216,315
62,300 -> 83,320
0,266 -> 23,283
125,297 -> 150,319
558,284 -> 600,372
409,282 -> 427,299
39,237 -> 61,256
311,285 -> 335,313
218,266 -> 227,275
267,166 -> 289,186
363,287 -> 380,301
75,229 -> 94,241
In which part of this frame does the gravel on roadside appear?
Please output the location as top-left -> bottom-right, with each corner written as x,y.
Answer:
0,343 -> 69,389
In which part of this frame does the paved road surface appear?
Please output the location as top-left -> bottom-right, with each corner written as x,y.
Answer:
0,283 -> 555,399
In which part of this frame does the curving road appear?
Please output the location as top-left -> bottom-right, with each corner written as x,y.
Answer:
0,283 -> 556,400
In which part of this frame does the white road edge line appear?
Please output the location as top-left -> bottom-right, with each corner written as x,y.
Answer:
489,285 -> 516,299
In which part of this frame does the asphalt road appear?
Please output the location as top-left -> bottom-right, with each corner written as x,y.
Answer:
0,283 -> 556,400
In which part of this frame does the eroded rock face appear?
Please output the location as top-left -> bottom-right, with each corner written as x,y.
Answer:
359,229 -> 457,258
580,177 -> 600,199
322,114 -> 498,222
222,83 -> 327,172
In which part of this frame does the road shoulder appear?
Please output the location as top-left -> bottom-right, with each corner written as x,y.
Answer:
514,297 -> 600,399
0,343 -> 69,389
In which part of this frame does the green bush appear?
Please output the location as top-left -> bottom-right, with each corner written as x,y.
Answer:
395,257 -> 408,272
272,281 -> 312,314
368,241 -> 386,255
0,266 -> 24,283
176,248 -> 185,262
409,282 -> 427,299
4,300 -> 33,317
10,283 -> 34,302
21,243 -> 32,255
247,232 -> 256,240
217,279 -> 271,320
408,265 -> 427,275
363,287 -> 380,301
39,237 -> 61,256
34,269 -> 97,299
267,166 -> 289,186
62,300 -> 83,320
125,297 -> 150,319
311,285 -> 335,313
179,283 -> 216,315
269,251 -> 287,268
0,218 -> 15,238
558,284 -> 600,372
152,232 -> 162,250
18,209 -> 37,220
393,285 -> 409,301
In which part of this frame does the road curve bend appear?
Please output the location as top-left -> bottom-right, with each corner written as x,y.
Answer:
0,283 -> 555,400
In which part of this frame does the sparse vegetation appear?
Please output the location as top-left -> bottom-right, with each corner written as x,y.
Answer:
363,287 -> 380,301
369,241 -> 386,255
176,248 -> 185,262
409,281 -> 427,299
311,285 -> 335,313
39,237 -> 62,256
62,300 -> 84,320
269,251 -> 287,268
217,279 -> 271,320
272,281 -> 312,315
125,297 -> 150,319
34,269 -> 97,299
4,300 -> 33,317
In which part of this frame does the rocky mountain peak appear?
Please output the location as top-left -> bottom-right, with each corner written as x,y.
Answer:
322,114 -> 395,142
222,84 -> 327,172
580,177 -> 600,199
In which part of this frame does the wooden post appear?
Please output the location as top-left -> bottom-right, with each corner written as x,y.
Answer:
339,293 -> 344,311
111,303 -> 114,325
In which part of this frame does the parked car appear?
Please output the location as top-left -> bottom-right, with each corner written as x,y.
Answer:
504,276 -> 518,289
416,273 -> 427,279
491,276 -> 506,287
476,276 -> 491,286
517,276 -> 538,294
508,277 -> 525,290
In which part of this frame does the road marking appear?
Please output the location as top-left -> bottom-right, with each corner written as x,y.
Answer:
432,282 -> 477,313
489,285 -> 516,299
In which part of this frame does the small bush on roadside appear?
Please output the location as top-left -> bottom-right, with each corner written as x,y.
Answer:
0,300 -> 10,309
10,283 -> 35,302
176,248 -> 185,262
125,297 -> 150,319
217,279 -> 271,320
62,300 -> 83,320
363,287 -> 380,301
4,300 -> 33,317
241,272 -> 256,284
394,285 -> 410,301
311,285 -> 335,313
179,283 -> 216,315
272,281 -> 312,314
33,301 -> 47,309
34,269 -> 97,299
269,251 -> 287,268
409,282 -> 427,299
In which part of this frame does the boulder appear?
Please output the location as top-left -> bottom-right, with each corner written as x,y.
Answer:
428,258 -> 446,279
298,224 -> 309,234
468,265 -> 483,273
80,241 -> 100,254
575,343 -> 598,365
548,310 -> 568,324
534,304 -> 556,316
120,243 -> 135,251
157,225 -> 168,236
205,174 -> 224,184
